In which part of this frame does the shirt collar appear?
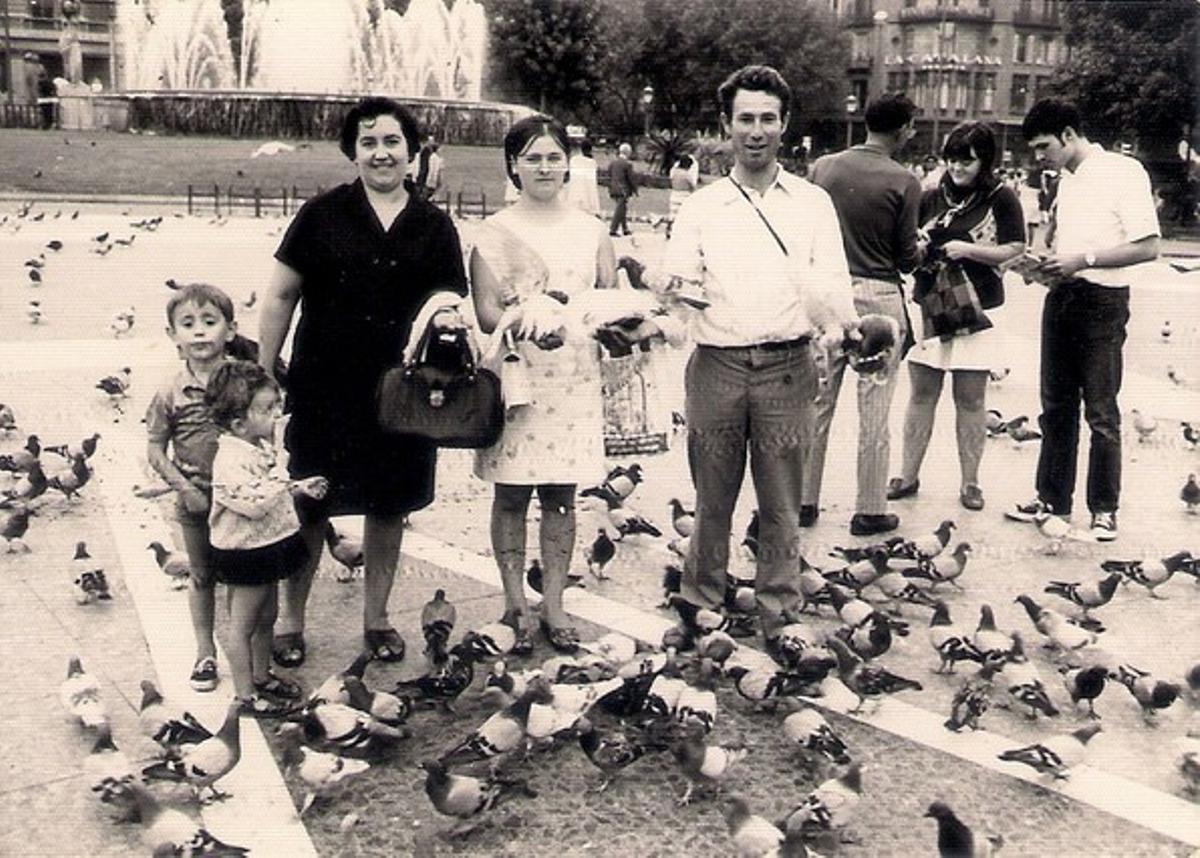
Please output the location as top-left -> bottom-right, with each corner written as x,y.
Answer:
719,166 -> 802,204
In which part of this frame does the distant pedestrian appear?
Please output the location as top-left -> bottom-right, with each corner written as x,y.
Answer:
564,138 -> 601,216
667,154 -> 699,236
35,63 -> 56,130
892,122 -> 1025,512
804,92 -> 921,536
1006,98 -> 1160,542
607,142 -> 637,236
414,134 -> 444,202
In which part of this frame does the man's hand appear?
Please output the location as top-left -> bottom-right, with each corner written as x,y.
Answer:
1035,252 -> 1087,280
179,484 -> 208,515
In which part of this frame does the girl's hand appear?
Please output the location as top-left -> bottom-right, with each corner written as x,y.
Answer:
941,240 -> 974,261
290,476 -> 329,499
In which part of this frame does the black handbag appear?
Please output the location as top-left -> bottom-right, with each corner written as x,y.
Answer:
377,322 -> 503,449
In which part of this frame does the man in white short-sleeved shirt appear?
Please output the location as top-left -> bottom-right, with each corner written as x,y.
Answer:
1006,98 -> 1160,542
657,64 -> 858,662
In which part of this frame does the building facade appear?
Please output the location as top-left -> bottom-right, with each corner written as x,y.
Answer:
2,0 -> 116,104
834,0 -> 1066,158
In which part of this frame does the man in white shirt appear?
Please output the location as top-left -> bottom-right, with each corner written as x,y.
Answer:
1006,98 -> 1160,541
659,64 -> 859,661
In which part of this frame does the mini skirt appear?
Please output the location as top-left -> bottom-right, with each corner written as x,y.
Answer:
210,532 -> 308,586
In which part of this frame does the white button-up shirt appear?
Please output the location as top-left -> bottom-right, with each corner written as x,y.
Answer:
661,168 -> 856,347
1054,144 -> 1160,287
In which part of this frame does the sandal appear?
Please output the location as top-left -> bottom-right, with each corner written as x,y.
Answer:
237,694 -> 294,720
364,627 -> 406,663
254,671 -> 302,700
960,484 -> 985,511
538,618 -> 580,654
501,610 -> 535,657
272,632 -> 306,669
886,477 -> 919,500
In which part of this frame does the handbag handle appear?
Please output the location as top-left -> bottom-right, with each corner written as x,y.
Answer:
403,319 -> 477,379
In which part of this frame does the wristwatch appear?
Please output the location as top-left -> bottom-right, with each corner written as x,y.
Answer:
1084,250 -> 1097,268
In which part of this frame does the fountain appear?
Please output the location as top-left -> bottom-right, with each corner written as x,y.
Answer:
71,0 -> 527,144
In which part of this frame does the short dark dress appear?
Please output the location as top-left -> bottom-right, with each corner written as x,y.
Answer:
275,179 -> 468,518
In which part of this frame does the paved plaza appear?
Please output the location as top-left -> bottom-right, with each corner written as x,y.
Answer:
1,201 -> 1198,856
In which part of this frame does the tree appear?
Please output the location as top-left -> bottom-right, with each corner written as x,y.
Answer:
630,0 -> 849,137
1048,0 -> 1195,154
483,0 -> 606,114
1047,0 -> 1197,226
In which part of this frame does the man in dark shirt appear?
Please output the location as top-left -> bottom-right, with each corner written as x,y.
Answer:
802,92 -> 921,536
607,143 -> 637,236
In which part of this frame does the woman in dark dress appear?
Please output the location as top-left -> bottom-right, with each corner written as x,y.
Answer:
258,97 -> 468,666
889,122 -> 1024,512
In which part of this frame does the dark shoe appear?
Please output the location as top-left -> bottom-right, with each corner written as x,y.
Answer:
1005,497 -> 1051,523
849,513 -> 900,536
538,618 -> 580,654
238,694 -> 294,720
672,596 -> 755,638
886,478 -> 919,500
1090,511 -> 1118,542
254,670 -> 302,700
188,656 -> 218,693
271,632 -> 306,668
798,504 -> 819,527
960,484 -> 985,511
364,627 -> 406,662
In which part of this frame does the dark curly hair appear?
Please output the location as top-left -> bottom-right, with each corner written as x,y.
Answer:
717,65 -> 792,122
338,96 -> 421,162
205,360 -> 278,430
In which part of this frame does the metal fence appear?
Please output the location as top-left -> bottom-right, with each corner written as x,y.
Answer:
1,103 -> 47,129
184,183 -> 494,219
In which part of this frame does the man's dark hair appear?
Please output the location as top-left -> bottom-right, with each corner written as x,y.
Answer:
503,114 -> 571,189
205,360 -> 278,430
339,97 -> 421,161
942,121 -> 999,178
717,65 -> 791,120
864,92 -> 915,134
166,282 -> 234,326
1021,98 -> 1081,142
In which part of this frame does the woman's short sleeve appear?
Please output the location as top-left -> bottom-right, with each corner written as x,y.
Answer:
274,198 -> 321,277
991,186 -> 1026,246
428,211 -> 469,298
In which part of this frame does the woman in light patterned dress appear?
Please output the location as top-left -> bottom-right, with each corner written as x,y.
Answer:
471,115 -> 617,653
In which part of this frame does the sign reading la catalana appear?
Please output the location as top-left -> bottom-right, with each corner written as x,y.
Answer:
885,53 -> 1004,68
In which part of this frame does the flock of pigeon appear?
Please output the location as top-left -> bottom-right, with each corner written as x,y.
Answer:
5,200 -> 1200,855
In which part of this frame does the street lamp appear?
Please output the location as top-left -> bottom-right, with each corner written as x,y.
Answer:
641,85 -> 654,139
845,93 -> 859,149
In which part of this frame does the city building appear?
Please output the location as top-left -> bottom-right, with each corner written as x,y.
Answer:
833,0 -> 1066,158
2,0 -> 116,105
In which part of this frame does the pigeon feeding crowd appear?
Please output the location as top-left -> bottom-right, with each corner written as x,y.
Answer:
2,196 -> 1200,856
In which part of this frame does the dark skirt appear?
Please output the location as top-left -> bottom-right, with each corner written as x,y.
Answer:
210,532 -> 308,587
285,399 -> 437,521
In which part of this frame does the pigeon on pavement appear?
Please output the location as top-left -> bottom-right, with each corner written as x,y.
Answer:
59,655 -> 108,730
928,601 -> 984,674
782,708 -> 851,767
1044,573 -> 1121,617
577,715 -> 668,792
724,794 -> 785,857
141,700 -> 242,802
1109,665 -> 1180,722
827,638 -> 922,713
138,679 -> 212,755
420,758 -> 536,836
421,588 -> 457,666
671,729 -> 749,805
1059,664 -> 1108,719
925,801 -> 1004,858
997,724 -> 1102,779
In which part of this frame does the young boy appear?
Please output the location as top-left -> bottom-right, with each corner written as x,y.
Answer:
146,283 -> 238,692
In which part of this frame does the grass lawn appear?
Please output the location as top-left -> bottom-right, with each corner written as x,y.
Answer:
0,127 -> 672,217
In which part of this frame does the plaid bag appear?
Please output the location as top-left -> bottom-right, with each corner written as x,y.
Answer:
916,260 -> 993,340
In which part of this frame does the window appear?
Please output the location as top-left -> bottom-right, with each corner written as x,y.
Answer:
1034,75 -> 1050,100
29,0 -> 55,19
1011,74 -> 1029,113
981,73 -> 996,112
1042,36 -> 1056,65
955,71 -> 971,114
1014,33 -> 1029,63
901,27 -> 915,55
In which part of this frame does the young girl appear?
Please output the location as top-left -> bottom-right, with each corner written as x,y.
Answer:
205,361 -> 328,717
